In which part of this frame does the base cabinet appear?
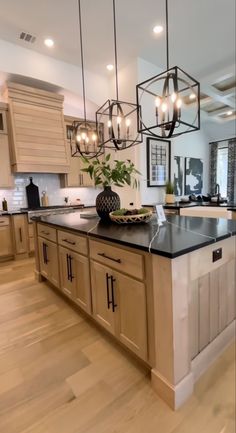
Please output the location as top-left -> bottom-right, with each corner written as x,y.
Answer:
90,261 -> 147,360
38,237 -> 59,287
0,217 -> 13,258
59,246 -> 91,313
12,214 -> 28,255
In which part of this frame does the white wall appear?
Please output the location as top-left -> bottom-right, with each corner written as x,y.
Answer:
203,119 -> 236,142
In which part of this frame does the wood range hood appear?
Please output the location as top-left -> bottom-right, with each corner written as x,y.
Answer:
3,82 -> 70,174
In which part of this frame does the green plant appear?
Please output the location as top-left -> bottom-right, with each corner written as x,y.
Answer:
165,180 -> 174,194
81,154 -> 141,188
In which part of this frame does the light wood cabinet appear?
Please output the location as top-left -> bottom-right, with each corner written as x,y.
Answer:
4,82 -> 70,173
90,260 -> 147,360
59,246 -> 91,313
0,216 -> 13,258
12,214 -> 28,255
38,237 -> 59,287
0,103 -> 13,188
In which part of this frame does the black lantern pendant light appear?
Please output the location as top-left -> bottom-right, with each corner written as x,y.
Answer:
71,0 -> 104,159
96,0 -> 142,150
136,0 -> 200,139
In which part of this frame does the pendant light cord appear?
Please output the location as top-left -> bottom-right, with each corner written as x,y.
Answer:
113,0 -> 119,101
165,0 -> 169,70
78,0 -> 87,123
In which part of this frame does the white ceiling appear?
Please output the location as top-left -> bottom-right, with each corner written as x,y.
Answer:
0,0 -> 235,78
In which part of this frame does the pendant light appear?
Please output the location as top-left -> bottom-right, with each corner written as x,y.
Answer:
136,0 -> 200,139
71,0 -> 104,159
96,0 -> 143,150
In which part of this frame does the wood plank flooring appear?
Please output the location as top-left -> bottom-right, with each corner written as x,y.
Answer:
0,258 -> 235,433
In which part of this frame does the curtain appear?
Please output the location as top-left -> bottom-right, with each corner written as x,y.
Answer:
209,142 -> 218,195
227,138 -> 236,203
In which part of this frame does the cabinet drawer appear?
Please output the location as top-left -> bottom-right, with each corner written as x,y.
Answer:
0,216 -> 10,226
89,239 -> 144,280
37,224 -> 57,243
58,230 -> 88,255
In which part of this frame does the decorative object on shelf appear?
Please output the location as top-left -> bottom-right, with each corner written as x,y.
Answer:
81,154 -> 140,220
136,0 -> 200,139
185,157 -> 203,195
2,197 -> 8,211
146,137 -> 170,187
70,0 -> 104,159
41,191 -> 49,207
165,180 -> 175,204
96,0 -> 142,150
109,208 -> 152,224
173,156 -> 184,196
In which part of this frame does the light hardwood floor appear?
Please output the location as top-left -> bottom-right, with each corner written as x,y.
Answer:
0,258 -> 235,433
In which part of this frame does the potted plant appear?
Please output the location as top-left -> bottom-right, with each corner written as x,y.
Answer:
165,180 -> 175,204
81,154 -> 140,221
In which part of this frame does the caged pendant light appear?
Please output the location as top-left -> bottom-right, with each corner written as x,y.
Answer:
96,0 -> 143,150
136,0 -> 200,139
71,0 -> 104,159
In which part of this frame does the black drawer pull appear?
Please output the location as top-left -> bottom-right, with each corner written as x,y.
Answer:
19,227 -> 22,242
111,276 -> 117,312
62,238 -> 76,246
98,252 -> 121,264
42,231 -> 50,235
43,242 -> 49,264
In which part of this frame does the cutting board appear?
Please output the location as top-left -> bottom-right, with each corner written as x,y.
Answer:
26,177 -> 40,209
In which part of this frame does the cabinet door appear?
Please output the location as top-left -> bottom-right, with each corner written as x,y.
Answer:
0,135 -> 13,188
38,237 -> 59,287
90,261 -> 116,335
115,272 -> 147,360
59,246 -> 76,299
13,215 -> 28,254
73,252 -> 91,313
0,220 -> 13,257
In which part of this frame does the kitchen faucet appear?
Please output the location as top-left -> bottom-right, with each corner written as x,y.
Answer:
215,183 -> 221,205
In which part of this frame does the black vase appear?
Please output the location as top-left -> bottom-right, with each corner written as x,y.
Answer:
96,186 -> 120,221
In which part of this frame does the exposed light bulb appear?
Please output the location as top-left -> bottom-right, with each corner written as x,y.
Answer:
81,132 -> 86,140
189,93 -> 196,100
85,136 -> 89,143
107,120 -> 112,128
117,116 -> 122,125
161,102 -> 168,113
227,110 -> 233,116
106,64 -> 114,71
176,99 -> 182,109
76,134 -> 81,142
171,92 -> 177,103
155,97 -> 161,107
125,119 -> 131,127
92,133 -> 97,141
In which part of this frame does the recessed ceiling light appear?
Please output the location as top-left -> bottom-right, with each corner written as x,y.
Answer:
227,110 -> 233,116
153,25 -> 164,34
44,38 -> 54,48
106,64 -> 114,71
189,93 -> 196,100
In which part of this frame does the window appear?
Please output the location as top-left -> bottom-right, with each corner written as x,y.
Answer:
216,147 -> 228,198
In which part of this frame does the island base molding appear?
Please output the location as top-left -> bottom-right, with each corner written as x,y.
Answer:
151,369 -> 194,410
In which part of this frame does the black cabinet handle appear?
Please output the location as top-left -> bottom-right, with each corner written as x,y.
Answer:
106,273 -> 113,309
66,253 -> 70,281
111,276 -> 117,312
43,242 -> 49,264
98,253 -> 121,264
69,255 -> 74,282
62,238 -> 76,246
19,227 -> 22,242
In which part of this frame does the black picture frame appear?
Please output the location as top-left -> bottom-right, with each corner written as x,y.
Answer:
146,137 -> 171,187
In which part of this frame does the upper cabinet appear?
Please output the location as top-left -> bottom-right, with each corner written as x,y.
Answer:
60,115 -> 94,188
0,102 -> 13,188
3,82 -> 70,174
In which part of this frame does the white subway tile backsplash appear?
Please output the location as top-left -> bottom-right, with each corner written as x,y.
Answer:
0,173 -> 99,210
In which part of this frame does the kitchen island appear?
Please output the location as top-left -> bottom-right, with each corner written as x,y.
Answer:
32,213 -> 236,409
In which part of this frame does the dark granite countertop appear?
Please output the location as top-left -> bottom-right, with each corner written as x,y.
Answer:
32,213 -> 236,259
143,202 -> 236,210
0,210 -> 28,216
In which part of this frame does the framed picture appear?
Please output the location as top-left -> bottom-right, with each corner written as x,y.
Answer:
146,137 -> 170,187
173,156 -> 184,196
185,157 -> 203,194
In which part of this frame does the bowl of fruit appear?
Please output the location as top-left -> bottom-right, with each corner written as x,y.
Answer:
109,208 -> 152,224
